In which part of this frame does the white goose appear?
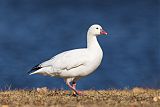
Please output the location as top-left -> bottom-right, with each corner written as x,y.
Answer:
29,24 -> 107,95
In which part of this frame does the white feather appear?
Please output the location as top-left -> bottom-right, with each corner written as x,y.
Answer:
30,24 -> 106,82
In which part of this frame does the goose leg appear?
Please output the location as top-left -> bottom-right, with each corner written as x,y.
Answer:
72,81 -> 76,89
65,80 -> 82,95
72,81 -> 77,95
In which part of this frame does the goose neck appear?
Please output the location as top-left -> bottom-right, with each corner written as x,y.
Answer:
87,32 -> 100,49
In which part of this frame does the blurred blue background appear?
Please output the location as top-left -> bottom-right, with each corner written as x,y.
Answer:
0,0 -> 159,90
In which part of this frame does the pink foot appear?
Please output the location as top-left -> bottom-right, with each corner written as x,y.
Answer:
76,90 -> 84,96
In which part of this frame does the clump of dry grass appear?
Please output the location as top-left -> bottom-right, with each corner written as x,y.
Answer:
0,87 -> 160,107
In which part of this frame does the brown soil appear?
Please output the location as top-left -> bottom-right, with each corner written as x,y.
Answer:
0,87 -> 160,107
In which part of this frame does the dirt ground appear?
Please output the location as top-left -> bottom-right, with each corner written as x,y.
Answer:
0,87 -> 160,107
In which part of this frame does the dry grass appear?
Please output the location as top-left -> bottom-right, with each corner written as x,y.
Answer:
0,87 -> 160,107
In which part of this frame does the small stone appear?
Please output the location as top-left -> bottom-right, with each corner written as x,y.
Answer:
132,87 -> 145,93
37,87 -> 48,94
153,97 -> 158,102
2,105 -> 9,107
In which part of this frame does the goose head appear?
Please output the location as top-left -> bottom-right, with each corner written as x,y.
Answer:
88,24 -> 107,36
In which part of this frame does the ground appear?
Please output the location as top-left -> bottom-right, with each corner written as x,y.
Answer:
0,87 -> 160,107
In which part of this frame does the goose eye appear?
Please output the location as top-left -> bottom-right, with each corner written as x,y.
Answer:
96,27 -> 98,29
